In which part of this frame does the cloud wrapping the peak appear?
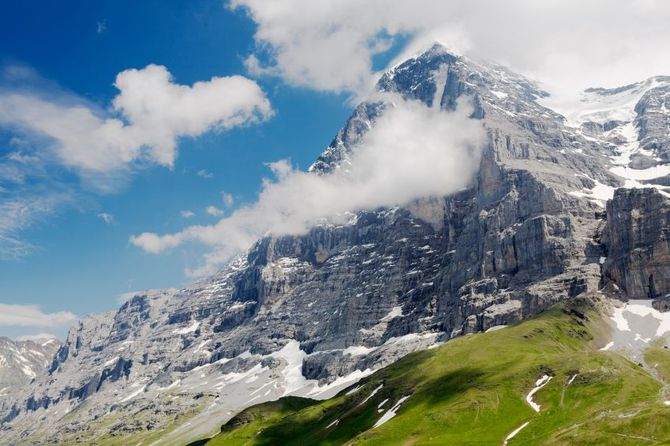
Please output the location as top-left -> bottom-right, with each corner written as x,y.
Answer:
132,95 -> 486,274
0,65 -> 273,174
232,0 -> 670,97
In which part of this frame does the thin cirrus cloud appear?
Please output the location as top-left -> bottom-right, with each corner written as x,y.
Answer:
132,94 -> 486,275
231,0 -> 670,99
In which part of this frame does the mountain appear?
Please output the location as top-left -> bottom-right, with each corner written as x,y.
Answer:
2,43 -> 670,445
0,337 -> 59,394
196,298 -> 670,445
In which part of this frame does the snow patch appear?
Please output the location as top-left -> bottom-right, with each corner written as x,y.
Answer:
373,395 -> 410,428
380,306 -> 403,322
526,374 -> 552,412
599,341 -> 614,351
342,345 -> 374,356
272,340 -> 310,396
359,384 -> 383,406
485,325 -> 507,333
121,384 -> 146,403
503,421 -> 530,446
173,321 -> 199,335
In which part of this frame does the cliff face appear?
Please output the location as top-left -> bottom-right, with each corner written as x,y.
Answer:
2,44 -> 670,445
603,188 -> 670,300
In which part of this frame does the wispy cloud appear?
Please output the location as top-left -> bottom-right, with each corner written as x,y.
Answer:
97,212 -> 115,225
180,210 -> 195,219
132,95 -> 485,274
96,19 -> 107,34
0,181 -> 75,259
221,192 -> 234,207
197,169 -> 214,179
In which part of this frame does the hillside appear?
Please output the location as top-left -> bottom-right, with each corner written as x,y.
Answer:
3,43 -> 670,445
194,297 -> 670,445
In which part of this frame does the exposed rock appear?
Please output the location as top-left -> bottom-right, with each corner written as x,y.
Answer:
1,43 -> 670,445
652,297 -> 670,313
0,337 -> 60,392
603,188 -> 670,299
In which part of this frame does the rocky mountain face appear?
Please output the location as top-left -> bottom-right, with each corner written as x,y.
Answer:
0,337 -> 59,394
2,44 -> 670,445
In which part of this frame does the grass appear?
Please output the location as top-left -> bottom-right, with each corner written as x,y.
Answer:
188,298 -> 670,445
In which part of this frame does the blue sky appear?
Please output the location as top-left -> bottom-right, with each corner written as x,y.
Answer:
0,0 -> 353,339
2,0 -> 669,340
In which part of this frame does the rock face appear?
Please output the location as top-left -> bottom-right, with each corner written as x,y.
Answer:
0,337 -> 60,392
603,188 -> 670,299
2,43 -> 670,445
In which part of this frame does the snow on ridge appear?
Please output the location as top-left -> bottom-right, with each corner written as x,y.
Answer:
540,77 -> 670,127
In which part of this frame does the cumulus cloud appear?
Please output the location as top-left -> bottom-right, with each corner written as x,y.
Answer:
132,94 -> 485,273
0,303 -> 77,328
0,64 -> 273,174
232,0 -> 670,98
205,205 -> 224,216
221,192 -> 234,207
0,64 -> 272,253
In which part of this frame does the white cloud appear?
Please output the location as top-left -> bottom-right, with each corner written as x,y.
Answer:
232,0 -> 670,98
197,169 -> 214,179
97,212 -> 114,225
0,64 -> 272,254
132,94 -> 485,274
181,210 -> 195,219
222,192 -> 234,207
0,64 -> 273,174
206,205 -> 224,216
0,303 -> 77,328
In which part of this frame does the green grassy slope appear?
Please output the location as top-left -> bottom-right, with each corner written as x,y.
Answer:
190,299 -> 670,445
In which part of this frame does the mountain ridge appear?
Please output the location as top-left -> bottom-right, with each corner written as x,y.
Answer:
2,43 -> 670,445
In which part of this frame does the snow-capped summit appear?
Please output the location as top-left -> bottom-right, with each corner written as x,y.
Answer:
3,43 -> 670,445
